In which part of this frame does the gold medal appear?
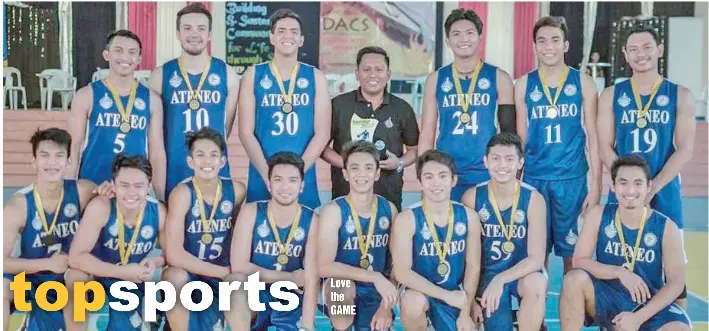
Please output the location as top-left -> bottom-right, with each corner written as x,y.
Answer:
270,61 -> 299,114
201,233 -> 213,245
359,257 -> 371,269
538,67 -> 569,119
178,56 -> 212,111
547,106 -> 558,119
119,121 -> 131,133
281,102 -> 294,114
502,241 -> 516,254
116,202 -> 146,265
636,117 -> 648,129
615,207 -> 648,272
32,183 -> 64,250
189,98 -> 201,111
277,253 -> 289,266
437,263 -> 449,276
452,60 -> 483,117
345,196 -> 379,272
460,112 -> 471,124
43,234 -> 56,247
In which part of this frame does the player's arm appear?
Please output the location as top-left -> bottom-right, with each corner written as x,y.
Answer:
68,197 -> 125,278
3,195 -> 53,274
147,66 -> 163,96
66,85 -> 93,178
148,91 -> 167,201
233,180 -> 247,207
225,65 -> 240,137
581,74 -> 602,206
597,86 -> 618,171
391,209 -> 451,301
237,66 -> 269,182
321,98 -> 343,169
301,213 -> 319,330
76,179 -> 97,212
496,68 -> 516,133
164,185 -> 230,279
571,205 -> 621,279
649,86 -> 696,195
514,75 -> 529,144
300,69 -> 332,171
460,207 -> 482,318
632,219 -> 686,323
317,203 -> 383,283
417,71 -> 439,154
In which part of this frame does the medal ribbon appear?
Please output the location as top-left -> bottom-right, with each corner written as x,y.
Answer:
32,184 -> 65,237
192,178 -> 222,237
538,66 -> 570,109
266,202 -> 302,257
614,207 -> 648,272
451,60 -> 483,113
269,61 -> 300,105
488,181 -> 521,243
422,200 -> 455,264
345,196 -> 378,261
117,202 -> 146,265
103,80 -> 138,126
630,76 -> 663,121
177,56 -> 212,103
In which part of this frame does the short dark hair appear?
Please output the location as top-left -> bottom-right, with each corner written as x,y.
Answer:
269,9 -> 304,34
105,29 -> 142,54
533,16 -> 569,42
268,152 -> 305,180
611,155 -> 651,183
356,46 -> 390,68
416,150 -> 457,180
176,3 -> 212,31
486,133 -> 524,158
625,24 -> 660,45
186,127 -> 227,155
342,140 -> 380,169
112,154 -> 153,182
30,128 -> 72,158
444,8 -> 484,38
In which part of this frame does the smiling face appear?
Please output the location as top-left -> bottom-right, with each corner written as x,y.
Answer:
177,13 -> 211,56
356,53 -> 390,96
187,138 -> 226,180
269,17 -> 304,57
267,164 -> 303,206
419,161 -> 456,203
103,36 -> 141,77
343,152 -> 380,194
623,32 -> 663,74
113,167 -> 150,211
446,19 -> 481,59
484,144 -> 524,184
534,25 -> 569,67
32,140 -> 69,182
612,166 -> 651,210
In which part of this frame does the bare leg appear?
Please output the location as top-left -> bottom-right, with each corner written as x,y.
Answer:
398,289 -> 429,331
517,272 -> 547,331
64,269 -> 92,331
161,267 -> 190,331
223,273 -> 253,331
4,278 -> 12,331
559,269 -> 596,330
324,279 -> 357,330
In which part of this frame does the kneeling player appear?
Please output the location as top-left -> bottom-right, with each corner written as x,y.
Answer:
461,133 -> 547,331
68,155 -> 166,331
318,141 -> 398,331
226,152 -> 318,331
392,151 -> 481,331
3,128 -> 95,330
161,127 -> 245,331
560,155 -> 690,331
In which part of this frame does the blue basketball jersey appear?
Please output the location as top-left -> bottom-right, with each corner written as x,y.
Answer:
474,181 -> 535,275
183,177 -> 236,266
333,195 -> 393,288
162,57 -> 231,196
79,81 -> 151,185
523,68 -> 588,180
435,62 -> 498,184
613,78 -> 677,177
250,201 -> 315,272
596,204 -> 668,295
93,197 -> 160,265
410,201 -> 469,291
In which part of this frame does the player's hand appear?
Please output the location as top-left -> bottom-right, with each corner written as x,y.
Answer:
443,290 -> 467,310
581,189 -> 600,217
370,303 -> 393,331
122,263 -> 150,283
94,181 -> 115,198
46,253 -> 70,273
480,277 -> 505,317
379,151 -> 399,170
612,311 -> 641,331
456,313 -> 475,331
471,300 -> 484,326
643,183 -> 657,206
290,268 -> 306,288
373,274 -> 398,309
617,268 -> 652,304
138,258 -> 157,281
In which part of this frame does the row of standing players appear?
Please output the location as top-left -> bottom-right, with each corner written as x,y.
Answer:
4,4 -> 698,331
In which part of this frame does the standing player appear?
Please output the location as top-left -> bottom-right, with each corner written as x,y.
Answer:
226,152 -> 318,331
238,9 -> 331,210
559,155 -> 690,331
392,151 -> 481,331
418,8 -> 515,202
68,29 -> 167,200
318,141 -> 398,331
161,127 -> 245,331
67,155 -> 166,331
514,16 -> 602,273
461,133 -> 547,331
3,128 -> 95,331
149,3 -> 239,197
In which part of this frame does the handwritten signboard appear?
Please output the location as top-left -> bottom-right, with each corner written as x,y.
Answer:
225,2 -> 320,75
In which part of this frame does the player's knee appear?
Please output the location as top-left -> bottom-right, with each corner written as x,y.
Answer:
563,269 -> 591,290
325,279 -> 356,303
65,269 -> 91,289
399,290 -> 428,318
657,321 -> 691,331
521,272 -> 548,299
161,266 -> 190,287
3,278 -> 11,302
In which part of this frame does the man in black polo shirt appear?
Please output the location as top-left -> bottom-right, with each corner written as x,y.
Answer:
323,46 -> 419,211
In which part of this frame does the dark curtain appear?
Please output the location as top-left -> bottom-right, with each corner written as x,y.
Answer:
609,17 -> 669,82
654,2 -> 694,17
549,2 -> 584,69
73,2 -> 115,88
4,3 -> 60,108
591,2 -> 641,86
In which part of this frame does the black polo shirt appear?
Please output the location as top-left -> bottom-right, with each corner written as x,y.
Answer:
330,88 -> 420,210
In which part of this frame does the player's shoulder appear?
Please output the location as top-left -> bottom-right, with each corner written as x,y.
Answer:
515,72 -> 530,86
320,198 -> 343,215
599,84 -> 616,101
169,182 -> 192,201
75,83 -> 95,99
86,195 -> 112,212
494,65 -> 513,80
6,185 -> 30,212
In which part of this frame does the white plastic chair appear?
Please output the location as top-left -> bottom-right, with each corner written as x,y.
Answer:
91,68 -> 110,82
37,69 -> 67,110
3,66 -> 27,110
334,73 -> 359,97
411,76 -> 427,116
45,71 -> 77,111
